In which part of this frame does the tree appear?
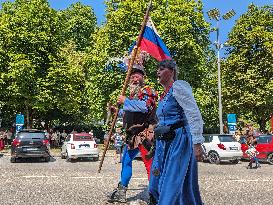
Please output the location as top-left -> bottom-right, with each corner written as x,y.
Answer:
222,4 -> 273,131
60,2 -> 97,51
0,0 -> 97,128
86,0 -> 217,129
0,0 -> 63,128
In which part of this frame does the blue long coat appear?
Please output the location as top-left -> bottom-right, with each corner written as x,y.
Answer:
148,87 -> 203,205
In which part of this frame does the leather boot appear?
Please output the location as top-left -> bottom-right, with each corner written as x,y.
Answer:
148,194 -> 157,205
108,182 -> 127,203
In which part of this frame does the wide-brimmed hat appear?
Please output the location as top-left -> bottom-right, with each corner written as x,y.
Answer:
131,64 -> 145,75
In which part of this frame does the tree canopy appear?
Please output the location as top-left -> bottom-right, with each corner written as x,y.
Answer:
222,4 -> 273,131
0,0 -> 96,128
86,0 -> 217,130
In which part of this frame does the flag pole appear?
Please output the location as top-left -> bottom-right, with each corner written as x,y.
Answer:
98,0 -> 153,173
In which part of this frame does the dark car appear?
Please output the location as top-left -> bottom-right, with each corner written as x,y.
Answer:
10,129 -> 50,163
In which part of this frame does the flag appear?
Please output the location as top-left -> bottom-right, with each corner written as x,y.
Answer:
139,17 -> 171,61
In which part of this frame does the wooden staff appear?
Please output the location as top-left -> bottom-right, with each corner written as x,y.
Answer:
98,0 -> 153,173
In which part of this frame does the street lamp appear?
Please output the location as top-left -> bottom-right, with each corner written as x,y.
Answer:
207,8 -> 236,134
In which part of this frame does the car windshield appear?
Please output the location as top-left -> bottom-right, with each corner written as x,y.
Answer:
73,135 -> 93,141
256,135 -> 272,144
18,132 -> 45,139
218,135 -> 236,142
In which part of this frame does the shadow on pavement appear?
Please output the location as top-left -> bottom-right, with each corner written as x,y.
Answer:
127,184 -> 149,204
13,157 -> 56,163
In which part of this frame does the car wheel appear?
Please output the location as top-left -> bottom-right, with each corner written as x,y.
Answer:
230,159 -> 239,164
267,153 -> 273,165
61,153 -> 66,159
208,152 -> 220,164
45,156 -> 51,162
10,157 -> 16,163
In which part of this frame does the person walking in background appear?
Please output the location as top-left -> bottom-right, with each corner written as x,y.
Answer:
51,131 -> 58,148
2,130 -> 7,147
6,129 -> 13,146
0,129 -> 5,150
149,60 -> 204,205
112,127 -> 124,164
60,130 -> 67,145
246,141 -> 260,169
234,131 -> 241,142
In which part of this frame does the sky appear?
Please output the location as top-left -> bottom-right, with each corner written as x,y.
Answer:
1,0 -> 273,47
47,0 -> 273,44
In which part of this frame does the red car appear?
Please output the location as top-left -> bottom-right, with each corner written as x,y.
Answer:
240,134 -> 273,164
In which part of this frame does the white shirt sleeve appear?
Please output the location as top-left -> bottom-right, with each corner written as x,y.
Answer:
172,80 -> 204,144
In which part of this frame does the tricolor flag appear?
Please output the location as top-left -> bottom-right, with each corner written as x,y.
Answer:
139,17 -> 171,61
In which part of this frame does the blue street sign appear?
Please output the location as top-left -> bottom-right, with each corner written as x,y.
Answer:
227,114 -> 236,124
228,125 -> 236,132
227,114 -> 237,134
16,125 -> 24,132
16,114 -> 24,125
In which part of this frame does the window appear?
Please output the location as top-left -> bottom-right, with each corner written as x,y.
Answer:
218,135 -> 236,142
204,136 -> 210,143
18,132 -> 45,139
73,135 -> 93,141
257,136 -> 272,144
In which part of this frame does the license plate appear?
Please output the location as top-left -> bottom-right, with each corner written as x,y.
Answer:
79,144 -> 90,148
230,147 -> 238,150
23,148 -> 38,151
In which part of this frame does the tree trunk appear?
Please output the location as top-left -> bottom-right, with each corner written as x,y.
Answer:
25,106 -> 33,129
26,107 -> 30,129
258,117 -> 266,133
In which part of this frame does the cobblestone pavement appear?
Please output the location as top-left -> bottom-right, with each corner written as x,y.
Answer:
0,151 -> 273,205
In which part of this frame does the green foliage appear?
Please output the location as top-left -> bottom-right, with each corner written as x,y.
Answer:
222,4 -> 273,130
0,0 -> 96,128
0,0 -> 218,131
86,0 -> 216,129
60,2 -> 97,51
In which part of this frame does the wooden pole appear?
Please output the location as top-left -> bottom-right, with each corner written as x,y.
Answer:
98,0 -> 152,173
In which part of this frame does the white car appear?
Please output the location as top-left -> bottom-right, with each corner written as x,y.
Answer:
202,134 -> 243,164
61,133 -> 99,162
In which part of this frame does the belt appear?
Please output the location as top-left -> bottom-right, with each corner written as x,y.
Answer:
155,120 -> 188,140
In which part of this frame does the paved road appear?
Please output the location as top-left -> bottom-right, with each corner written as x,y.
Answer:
0,153 -> 272,205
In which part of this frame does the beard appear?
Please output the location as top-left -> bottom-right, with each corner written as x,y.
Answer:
129,82 -> 143,98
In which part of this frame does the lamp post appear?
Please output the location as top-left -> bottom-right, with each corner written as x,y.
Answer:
207,8 -> 236,134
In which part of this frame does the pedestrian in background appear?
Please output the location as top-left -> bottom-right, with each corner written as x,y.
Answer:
233,131 -> 241,142
112,127 -> 124,164
6,129 -> 13,146
246,141 -> 260,169
0,129 -> 5,150
60,130 -> 67,145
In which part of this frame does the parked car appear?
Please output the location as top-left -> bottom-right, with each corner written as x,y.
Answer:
61,133 -> 99,162
240,134 -> 273,164
10,129 -> 50,163
202,134 -> 243,164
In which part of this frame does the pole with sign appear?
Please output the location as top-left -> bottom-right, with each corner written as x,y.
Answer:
16,114 -> 24,133
227,114 -> 236,134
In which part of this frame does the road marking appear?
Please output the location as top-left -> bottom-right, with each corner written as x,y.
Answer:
72,176 -> 103,179
19,176 -> 273,182
199,178 -> 272,182
23,175 -> 59,178
21,175 -> 147,180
